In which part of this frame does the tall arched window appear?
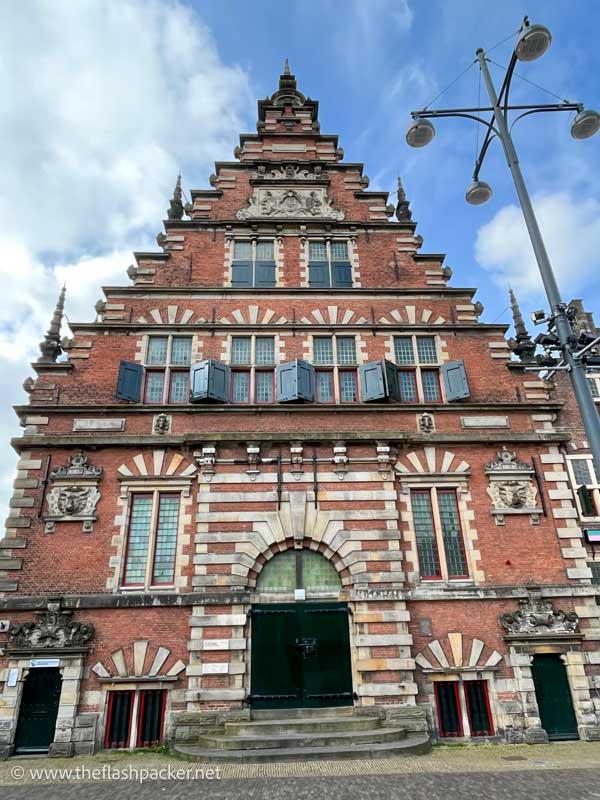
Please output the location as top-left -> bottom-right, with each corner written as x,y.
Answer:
257,549 -> 341,593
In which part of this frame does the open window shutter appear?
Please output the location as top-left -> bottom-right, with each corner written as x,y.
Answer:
308,262 -> 329,288
384,360 -> 401,401
332,262 -> 353,288
231,261 -> 253,287
359,360 -> 387,402
116,360 -> 143,402
276,360 -> 298,403
441,360 -> 470,401
190,359 -> 230,403
296,360 -> 315,401
255,261 -> 276,288
578,485 -> 597,516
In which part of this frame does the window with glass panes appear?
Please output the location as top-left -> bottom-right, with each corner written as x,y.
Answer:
313,335 -> 358,403
229,335 -> 275,403
308,240 -> 353,288
435,679 -> 494,738
122,493 -> 180,588
587,374 -> 600,399
567,456 -> 600,518
144,336 -> 192,404
231,240 -> 276,287
393,335 -> 441,402
411,488 -> 468,580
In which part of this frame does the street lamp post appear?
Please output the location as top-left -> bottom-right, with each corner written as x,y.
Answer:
406,17 -> 600,470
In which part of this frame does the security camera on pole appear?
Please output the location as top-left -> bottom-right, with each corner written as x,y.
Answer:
406,16 -> 600,470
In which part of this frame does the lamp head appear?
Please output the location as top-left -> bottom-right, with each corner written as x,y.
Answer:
515,21 -> 552,61
571,109 -> 600,140
406,118 -> 435,148
465,180 -> 492,205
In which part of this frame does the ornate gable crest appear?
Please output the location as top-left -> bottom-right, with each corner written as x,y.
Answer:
236,187 -> 344,221
252,164 -> 322,181
500,589 -> 579,638
8,600 -> 94,652
485,447 -> 541,525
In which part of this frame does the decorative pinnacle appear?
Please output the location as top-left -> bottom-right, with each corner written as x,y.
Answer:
508,287 -> 536,361
38,284 -> 66,363
395,176 -> 412,222
283,58 -> 291,76
167,173 -> 184,221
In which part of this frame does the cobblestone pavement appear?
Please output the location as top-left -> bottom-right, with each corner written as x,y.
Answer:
0,742 -> 599,800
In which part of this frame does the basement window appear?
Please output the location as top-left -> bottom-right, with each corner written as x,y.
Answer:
104,689 -> 166,749
435,679 -> 494,738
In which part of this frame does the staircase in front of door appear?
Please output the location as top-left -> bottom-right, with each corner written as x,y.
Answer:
174,706 -> 431,763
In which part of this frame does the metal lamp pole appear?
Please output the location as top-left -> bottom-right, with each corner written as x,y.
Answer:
406,18 -> 600,469
474,49 -> 600,468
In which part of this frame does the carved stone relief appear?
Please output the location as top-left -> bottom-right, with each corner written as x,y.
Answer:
44,451 -> 103,534
236,187 -> 344,221
252,164 -> 322,181
8,600 -> 95,651
500,590 -> 579,637
485,447 -> 541,525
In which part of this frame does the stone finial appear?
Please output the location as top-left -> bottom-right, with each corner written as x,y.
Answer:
167,174 -> 184,221
395,176 -> 412,222
508,287 -> 536,361
283,58 -> 291,76
38,284 -> 66,363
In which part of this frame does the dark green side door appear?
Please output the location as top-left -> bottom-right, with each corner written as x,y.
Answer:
250,602 -> 353,709
14,668 -> 62,753
531,654 -> 579,740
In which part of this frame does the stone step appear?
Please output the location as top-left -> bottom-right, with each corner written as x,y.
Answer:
199,726 -> 406,751
250,706 -> 355,720
226,715 -> 380,736
175,734 -> 431,763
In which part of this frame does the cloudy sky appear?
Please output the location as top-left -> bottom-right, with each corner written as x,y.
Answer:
1,0 -> 599,523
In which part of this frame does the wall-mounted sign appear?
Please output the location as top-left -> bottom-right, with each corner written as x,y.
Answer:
584,528 -> 600,544
29,658 -> 60,668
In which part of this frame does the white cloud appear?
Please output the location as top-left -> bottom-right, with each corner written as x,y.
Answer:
0,0 -> 253,525
474,192 -> 600,298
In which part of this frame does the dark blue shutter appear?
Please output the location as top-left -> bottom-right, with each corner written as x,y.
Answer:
441,360 -> 470,401
332,262 -> 353,288
276,360 -> 315,403
296,360 -> 315,401
359,361 -> 387,402
190,359 -> 230,403
116,360 -> 143,402
384,360 -> 401,401
308,262 -> 330,288
255,261 -> 276,287
231,261 -> 253,287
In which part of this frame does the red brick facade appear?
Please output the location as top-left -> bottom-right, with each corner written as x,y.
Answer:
1,65 -> 599,757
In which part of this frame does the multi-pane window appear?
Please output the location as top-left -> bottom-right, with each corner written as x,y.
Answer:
229,335 -> 276,403
567,456 -> 600,518
435,680 -> 494,738
394,335 -> 441,402
231,240 -> 276,287
123,493 -> 180,588
590,562 -> 600,585
587,374 -> 600,399
313,335 -> 358,403
144,335 -> 192,404
308,240 -> 353,288
105,689 -> 167,749
411,489 -> 468,580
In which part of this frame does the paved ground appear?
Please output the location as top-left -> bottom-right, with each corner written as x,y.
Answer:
1,742 -> 599,799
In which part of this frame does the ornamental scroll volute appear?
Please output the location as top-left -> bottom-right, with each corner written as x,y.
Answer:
8,600 -> 94,652
485,447 -> 541,526
44,451 -> 103,534
499,589 -> 579,638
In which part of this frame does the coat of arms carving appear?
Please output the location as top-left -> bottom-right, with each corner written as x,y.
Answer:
499,590 -> 579,637
44,451 -> 103,533
485,447 -> 541,525
236,187 -> 344,220
8,600 -> 95,651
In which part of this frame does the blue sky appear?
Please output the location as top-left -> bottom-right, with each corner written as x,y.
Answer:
0,0 -> 599,522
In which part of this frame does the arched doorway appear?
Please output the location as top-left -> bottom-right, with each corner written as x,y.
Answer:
250,549 -> 353,710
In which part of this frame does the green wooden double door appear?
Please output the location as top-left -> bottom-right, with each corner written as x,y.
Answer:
14,668 -> 62,753
531,654 -> 579,740
250,602 -> 354,709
